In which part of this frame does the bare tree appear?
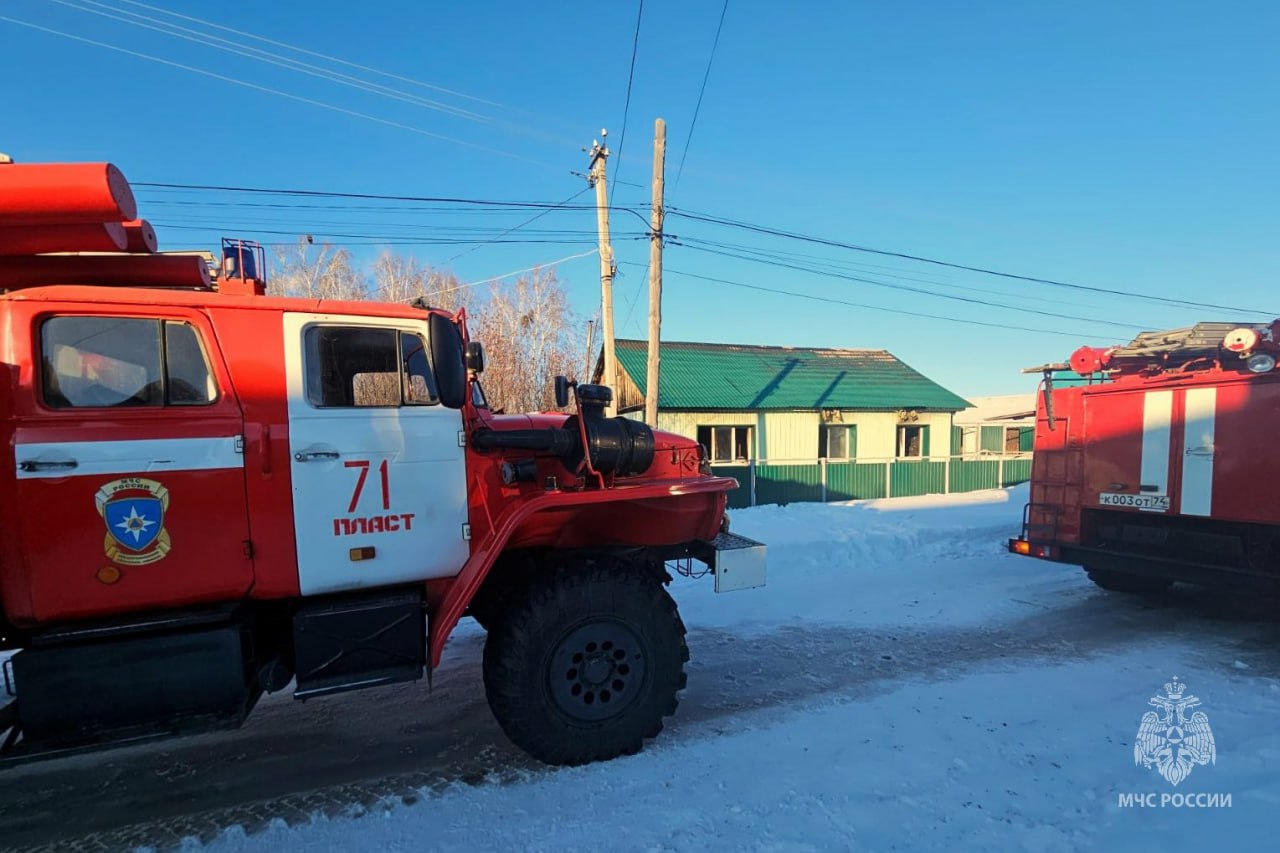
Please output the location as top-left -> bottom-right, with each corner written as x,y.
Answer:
262,244 -> 579,414
469,269 -> 579,413
268,238 -> 368,301
369,251 -> 465,311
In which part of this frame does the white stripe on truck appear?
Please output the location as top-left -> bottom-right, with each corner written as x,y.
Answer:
1140,390 -> 1172,496
15,436 -> 243,479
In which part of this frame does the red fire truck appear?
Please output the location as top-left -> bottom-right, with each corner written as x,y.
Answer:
0,160 -> 766,766
1010,320 -> 1280,593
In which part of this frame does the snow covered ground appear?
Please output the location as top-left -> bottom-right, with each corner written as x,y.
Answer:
2,485 -> 1277,851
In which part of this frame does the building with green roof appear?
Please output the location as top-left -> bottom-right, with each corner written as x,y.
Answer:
610,339 -> 970,465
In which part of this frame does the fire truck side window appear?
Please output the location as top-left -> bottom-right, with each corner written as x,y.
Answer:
40,317 -> 216,409
305,326 -> 438,408
164,322 -> 216,405
401,332 -> 438,405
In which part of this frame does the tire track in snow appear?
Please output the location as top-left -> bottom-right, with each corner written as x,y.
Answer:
3,586 -> 1278,852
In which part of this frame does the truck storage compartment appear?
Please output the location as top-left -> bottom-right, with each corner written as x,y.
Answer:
10,623 -> 256,748
292,587 -> 425,699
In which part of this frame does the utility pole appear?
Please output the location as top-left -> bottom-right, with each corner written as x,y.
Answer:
644,118 -> 666,428
588,130 -> 617,416
584,318 -> 596,381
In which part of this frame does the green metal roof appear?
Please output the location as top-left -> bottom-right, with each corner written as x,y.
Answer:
614,339 -> 970,412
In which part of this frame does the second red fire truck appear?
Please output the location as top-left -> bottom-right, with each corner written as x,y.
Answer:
1011,320 -> 1280,593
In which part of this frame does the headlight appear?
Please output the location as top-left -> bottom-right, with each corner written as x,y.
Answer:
1247,353 -> 1276,373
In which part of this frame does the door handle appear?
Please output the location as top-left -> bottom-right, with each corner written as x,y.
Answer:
1185,447 -> 1214,457
294,450 -> 340,462
19,459 -> 78,472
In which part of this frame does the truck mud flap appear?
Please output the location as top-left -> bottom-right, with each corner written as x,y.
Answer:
691,532 -> 768,593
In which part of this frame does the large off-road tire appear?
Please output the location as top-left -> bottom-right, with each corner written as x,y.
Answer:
1085,566 -> 1172,595
482,561 -> 688,766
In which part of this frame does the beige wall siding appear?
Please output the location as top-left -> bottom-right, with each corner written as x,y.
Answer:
760,412 -> 821,460
840,411 -> 952,460
656,411 -> 758,458
655,409 -> 954,461
656,411 -> 818,460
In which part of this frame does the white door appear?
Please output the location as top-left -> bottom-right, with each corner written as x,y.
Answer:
283,312 -> 470,596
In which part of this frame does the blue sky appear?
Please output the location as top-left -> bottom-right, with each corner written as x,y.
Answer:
3,0 -> 1277,396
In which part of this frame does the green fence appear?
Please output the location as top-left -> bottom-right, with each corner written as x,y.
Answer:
827,462 -> 889,501
713,454 -> 1032,508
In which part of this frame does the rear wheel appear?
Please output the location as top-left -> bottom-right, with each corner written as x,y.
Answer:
1085,566 -> 1172,595
482,561 -> 688,765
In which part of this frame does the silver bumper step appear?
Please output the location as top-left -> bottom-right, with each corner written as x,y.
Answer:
693,532 -> 767,593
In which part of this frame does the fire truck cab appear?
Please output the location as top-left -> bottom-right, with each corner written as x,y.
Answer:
4,283 -> 475,621
1011,321 -> 1280,593
0,160 -> 766,767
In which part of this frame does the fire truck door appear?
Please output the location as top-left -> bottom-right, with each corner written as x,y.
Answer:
1082,389 -> 1165,509
1178,387 -> 1216,517
283,313 -> 470,596
13,313 -> 254,621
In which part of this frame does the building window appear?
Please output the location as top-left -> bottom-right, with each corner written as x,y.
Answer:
306,326 -> 438,408
696,425 -> 753,463
1005,426 -> 1033,453
819,424 -> 856,460
41,316 -> 216,408
896,424 -> 929,458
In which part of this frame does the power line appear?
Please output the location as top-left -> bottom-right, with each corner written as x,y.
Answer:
0,15 -> 559,170
135,181 -> 621,208
132,181 -> 656,227
429,249 -> 601,300
152,222 -> 617,245
672,0 -> 729,197
149,213 -> 610,235
113,0 -> 503,107
610,0 -> 644,196
669,207 -> 1276,316
58,0 -> 578,152
622,262 -> 1118,341
129,178 -> 1264,320
446,187 -> 591,263
679,235 -> 1092,309
52,0 -> 490,123
618,263 -> 650,334
135,197 -> 615,215
677,241 -> 1146,330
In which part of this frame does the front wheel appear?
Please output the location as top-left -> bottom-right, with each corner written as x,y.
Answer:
482,561 -> 688,766
1085,567 -> 1172,595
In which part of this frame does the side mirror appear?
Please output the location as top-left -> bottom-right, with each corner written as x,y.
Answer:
465,341 -> 485,374
429,314 -> 467,409
554,375 -> 571,408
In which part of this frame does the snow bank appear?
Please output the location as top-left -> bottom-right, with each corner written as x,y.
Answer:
672,484 -> 1072,632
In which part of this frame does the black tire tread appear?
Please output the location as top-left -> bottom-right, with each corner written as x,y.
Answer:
482,560 -> 688,766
